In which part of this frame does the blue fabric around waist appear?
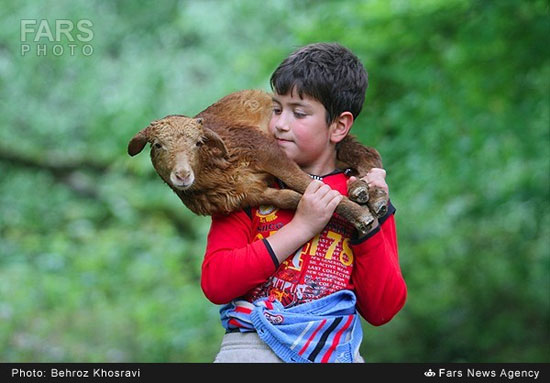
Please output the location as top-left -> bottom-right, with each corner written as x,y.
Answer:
219,290 -> 363,363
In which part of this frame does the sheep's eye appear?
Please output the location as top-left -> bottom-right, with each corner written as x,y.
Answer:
154,143 -> 163,149
196,141 -> 204,147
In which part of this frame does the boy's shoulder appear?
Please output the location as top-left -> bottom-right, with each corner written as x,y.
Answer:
318,170 -> 351,196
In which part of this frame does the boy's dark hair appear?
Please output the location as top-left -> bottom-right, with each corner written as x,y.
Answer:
270,42 -> 368,125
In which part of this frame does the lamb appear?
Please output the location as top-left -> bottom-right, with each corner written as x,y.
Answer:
128,89 -> 388,237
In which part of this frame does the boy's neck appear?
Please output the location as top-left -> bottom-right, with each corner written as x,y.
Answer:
300,151 -> 337,178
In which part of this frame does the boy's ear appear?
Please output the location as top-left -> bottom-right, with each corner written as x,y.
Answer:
330,111 -> 354,144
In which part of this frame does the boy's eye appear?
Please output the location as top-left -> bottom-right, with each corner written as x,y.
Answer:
294,111 -> 307,118
272,107 -> 282,115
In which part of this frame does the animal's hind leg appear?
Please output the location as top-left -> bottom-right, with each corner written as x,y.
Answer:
346,177 -> 388,217
337,135 -> 389,217
347,178 -> 370,205
337,135 -> 383,173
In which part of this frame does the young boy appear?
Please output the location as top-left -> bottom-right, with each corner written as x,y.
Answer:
201,42 -> 407,363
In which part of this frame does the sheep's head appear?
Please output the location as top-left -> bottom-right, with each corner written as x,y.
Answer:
128,115 -> 227,191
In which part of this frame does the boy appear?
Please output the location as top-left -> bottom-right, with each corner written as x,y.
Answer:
201,42 -> 407,363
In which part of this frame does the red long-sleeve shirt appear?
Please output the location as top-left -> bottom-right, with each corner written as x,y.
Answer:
201,172 -> 407,326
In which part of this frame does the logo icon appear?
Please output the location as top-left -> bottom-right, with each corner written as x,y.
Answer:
20,19 -> 94,57
263,311 -> 284,325
424,369 -> 436,377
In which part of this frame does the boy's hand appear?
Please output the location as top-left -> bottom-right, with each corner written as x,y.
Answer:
292,180 -> 343,240
347,168 -> 389,195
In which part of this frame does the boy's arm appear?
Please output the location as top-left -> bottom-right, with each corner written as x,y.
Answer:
201,210 -> 278,304
266,180 -> 343,263
350,205 -> 407,326
202,180 -> 342,305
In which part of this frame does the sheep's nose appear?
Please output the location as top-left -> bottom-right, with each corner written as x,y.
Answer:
174,170 -> 189,181
174,170 -> 190,183
170,170 -> 194,188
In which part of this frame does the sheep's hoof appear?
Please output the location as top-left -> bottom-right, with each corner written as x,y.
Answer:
348,179 -> 369,205
373,201 -> 388,217
368,188 -> 389,218
355,211 -> 376,237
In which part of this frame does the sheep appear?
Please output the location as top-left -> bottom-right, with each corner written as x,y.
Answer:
128,89 -> 388,237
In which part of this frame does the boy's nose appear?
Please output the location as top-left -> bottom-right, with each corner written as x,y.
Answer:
275,123 -> 290,132
274,114 -> 291,132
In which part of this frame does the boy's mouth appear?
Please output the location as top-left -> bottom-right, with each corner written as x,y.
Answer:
275,137 -> 293,144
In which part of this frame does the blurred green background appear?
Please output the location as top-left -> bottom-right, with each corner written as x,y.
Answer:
0,0 -> 548,362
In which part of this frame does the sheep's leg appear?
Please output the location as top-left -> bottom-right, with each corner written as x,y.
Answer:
258,187 -> 375,237
347,178 -> 370,205
256,148 -> 376,236
346,177 -> 388,218
334,199 -> 376,237
337,135 -> 389,217
254,142 -> 315,193
258,188 -> 302,210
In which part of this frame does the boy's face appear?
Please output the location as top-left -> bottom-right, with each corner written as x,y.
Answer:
269,90 -> 336,175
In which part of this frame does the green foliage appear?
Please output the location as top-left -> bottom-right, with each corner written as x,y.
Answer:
0,0 -> 548,362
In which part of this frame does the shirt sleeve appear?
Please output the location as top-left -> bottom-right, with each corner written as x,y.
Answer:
201,210 -> 278,305
350,204 -> 407,326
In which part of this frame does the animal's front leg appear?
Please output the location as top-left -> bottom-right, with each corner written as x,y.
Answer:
334,199 -> 376,238
260,187 -> 376,238
258,188 -> 302,210
255,141 -> 377,236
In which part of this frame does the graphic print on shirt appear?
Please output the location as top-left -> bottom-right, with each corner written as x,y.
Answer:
257,205 -> 278,223
247,213 -> 356,307
253,206 -> 284,242
288,248 -> 304,271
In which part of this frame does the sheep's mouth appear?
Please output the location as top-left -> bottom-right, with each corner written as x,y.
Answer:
172,183 -> 193,190
171,180 -> 194,190
170,172 -> 195,190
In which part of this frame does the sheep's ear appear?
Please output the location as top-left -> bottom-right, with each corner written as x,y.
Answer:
128,127 -> 150,156
203,127 -> 228,157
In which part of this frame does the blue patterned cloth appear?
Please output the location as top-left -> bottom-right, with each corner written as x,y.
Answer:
220,290 -> 363,363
